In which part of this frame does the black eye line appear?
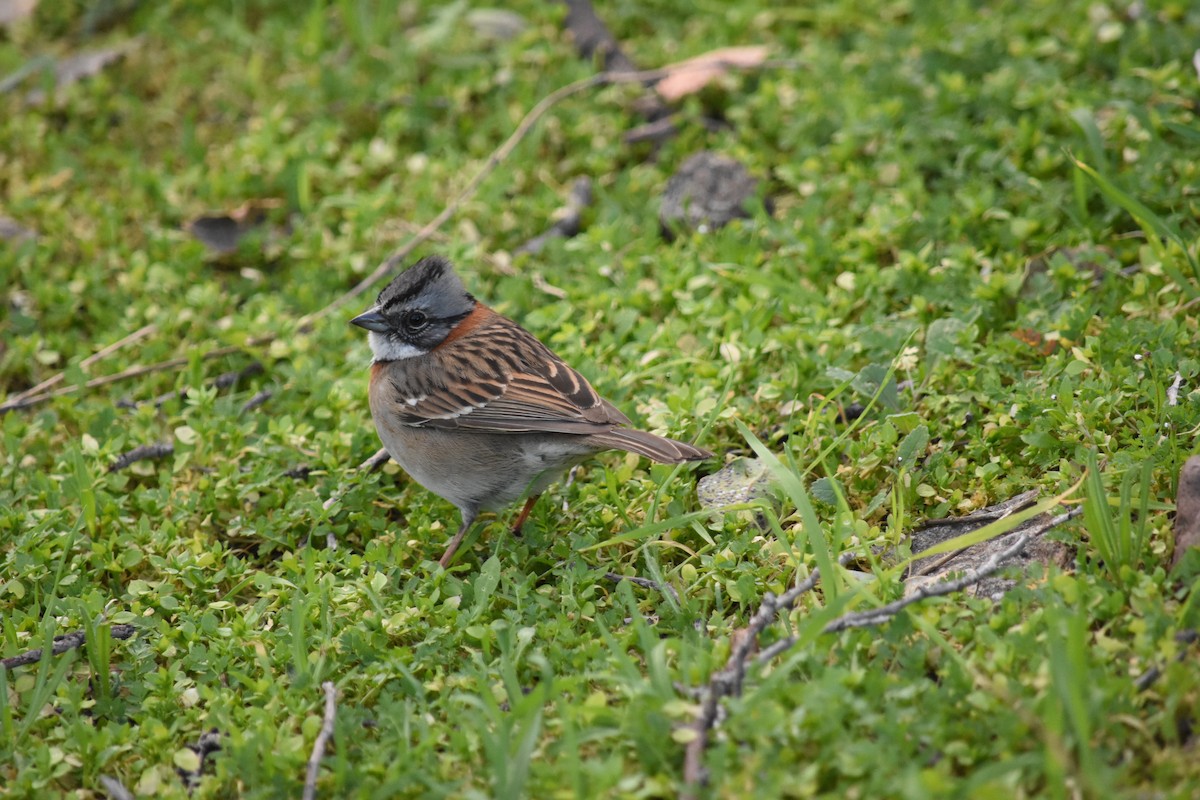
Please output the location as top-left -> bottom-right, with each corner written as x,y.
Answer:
388,308 -> 470,337
414,309 -> 471,328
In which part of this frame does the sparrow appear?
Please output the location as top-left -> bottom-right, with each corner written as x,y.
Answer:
351,255 -> 713,568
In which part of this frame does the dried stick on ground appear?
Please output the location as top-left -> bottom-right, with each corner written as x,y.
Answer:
117,362 -> 264,410
321,448 -> 391,508
798,508 -> 1078,646
108,442 -> 174,473
241,388 -> 274,413
298,60 -> 786,328
1134,629 -> 1200,692
292,72 -> 624,332
679,553 -> 855,794
562,0 -> 670,121
4,323 -> 157,408
302,682 -> 339,800
4,60 -> 792,413
1,623 -> 137,670
321,448 -> 392,549
913,489 -> 1039,530
680,505 -> 1082,798
0,344 -> 247,413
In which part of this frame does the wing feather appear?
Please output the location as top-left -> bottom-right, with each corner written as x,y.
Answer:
391,308 -> 630,433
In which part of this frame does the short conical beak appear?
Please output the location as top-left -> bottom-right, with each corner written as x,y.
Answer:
350,308 -> 389,332
348,307 -> 388,331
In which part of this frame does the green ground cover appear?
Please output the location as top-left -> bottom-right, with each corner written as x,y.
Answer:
2,1 -> 1199,797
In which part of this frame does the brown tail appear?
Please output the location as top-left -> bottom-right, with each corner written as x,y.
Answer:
589,428 -> 713,463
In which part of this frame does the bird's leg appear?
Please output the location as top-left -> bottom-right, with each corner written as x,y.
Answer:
438,511 -> 476,568
511,494 -> 540,537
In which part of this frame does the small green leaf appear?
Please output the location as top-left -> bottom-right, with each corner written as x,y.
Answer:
1020,431 -> 1059,451
852,363 -> 899,411
472,556 -> 501,616
897,425 -> 930,468
173,748 -> 201,773
810,477 -> 840,506
888,412 -> 922,435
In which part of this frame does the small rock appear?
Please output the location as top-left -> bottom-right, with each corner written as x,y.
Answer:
1171,456 -> 1200,571
659,151 -> 769,240
698,457 -> 771,508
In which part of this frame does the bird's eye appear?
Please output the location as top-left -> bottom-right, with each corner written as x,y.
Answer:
405,310 -> 429,331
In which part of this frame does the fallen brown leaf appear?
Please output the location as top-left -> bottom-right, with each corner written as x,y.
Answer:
1011,327 -> 1059,356
655,45 -> 769,102
185,199 -> 284,256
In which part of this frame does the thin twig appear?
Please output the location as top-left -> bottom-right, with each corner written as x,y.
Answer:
117,362 -> 264,410
624,116 -> 678,145
0,344 -> 247,413
108,442 -> 174,473
913,490 -> 1039,530
321,448 -> 391,509
294,74 -> 611,331
1134,629 -> 1199,692
320,447 -> 392,548
296,61 -> 794,331
910,548 -> 964,578
303,681 -> 339,800
826,509 -> 1082,632
241,388 -> 274,413
2,59 -> 797,413
5,323 -> 157,406
680,552 -> 854,794
680,505 -> 1081,798
1,624 -> 136,670
359,447 -> 392,472
604,571 -> 680,603
529,272 -> 568,299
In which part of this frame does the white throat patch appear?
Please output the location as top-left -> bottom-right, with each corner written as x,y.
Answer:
368,331 -> 427,362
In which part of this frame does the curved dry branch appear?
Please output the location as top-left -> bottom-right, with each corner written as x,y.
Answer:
680,505 -> 1083,798
302,682 -> 339,800
2,58 -> 797,414
1,623 -> 137,670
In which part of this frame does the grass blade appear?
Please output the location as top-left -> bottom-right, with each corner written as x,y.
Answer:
1071,156 -> 1200,293
737,421 -> 839,598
